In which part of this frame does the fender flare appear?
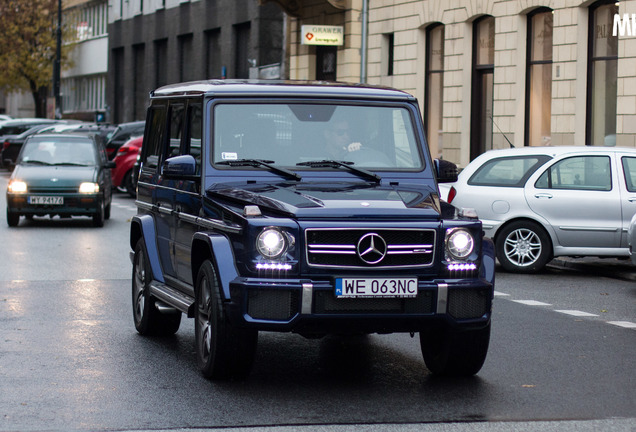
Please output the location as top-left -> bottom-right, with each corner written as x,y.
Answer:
130,214 -> 165,283
192,232 -> 239,301
480,236 -> 496,287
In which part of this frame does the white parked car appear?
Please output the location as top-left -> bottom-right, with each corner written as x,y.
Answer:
446,146 -> 636,272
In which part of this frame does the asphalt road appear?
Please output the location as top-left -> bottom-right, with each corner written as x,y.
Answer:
0,171 -> 634,432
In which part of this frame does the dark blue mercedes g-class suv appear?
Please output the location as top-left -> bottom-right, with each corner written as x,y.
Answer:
130,80 -> 495,380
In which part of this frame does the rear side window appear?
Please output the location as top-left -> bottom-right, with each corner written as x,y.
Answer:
622,156 -> 636,192
468,155 -> 551,187
535,155 -> 612,191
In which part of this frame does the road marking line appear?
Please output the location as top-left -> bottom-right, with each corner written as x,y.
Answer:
607,321 -> 636,329
513,300 -> 552,306
494,291 -> 510,297
555,310 -> 599,317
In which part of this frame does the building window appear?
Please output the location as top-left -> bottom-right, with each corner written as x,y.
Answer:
425,24 -> 444,158
205,28 -> 222,79
234,22 -> 251,79
526,8 -> 553,147
155,39 -> 168,88
471,16 -> 495,160
66,0 -> 108,41
178,33 -> 194,82
588,1 -> 618,146
383,33 -> 395,76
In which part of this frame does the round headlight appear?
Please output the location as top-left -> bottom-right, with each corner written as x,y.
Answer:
446,228 -> 475,260
256,228 -> 287,258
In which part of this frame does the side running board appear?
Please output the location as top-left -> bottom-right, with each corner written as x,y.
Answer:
149,281 -> 195,316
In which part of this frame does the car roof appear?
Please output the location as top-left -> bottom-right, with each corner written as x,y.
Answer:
28,133 -> 96,142
151,79 -> 416,101
475,145 -> 636,160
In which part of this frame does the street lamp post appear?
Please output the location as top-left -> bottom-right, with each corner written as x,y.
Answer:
53,0 -> 62,119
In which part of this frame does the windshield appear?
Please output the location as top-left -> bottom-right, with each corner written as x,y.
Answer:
20,138 -> 97,166
212,103 -> 424,170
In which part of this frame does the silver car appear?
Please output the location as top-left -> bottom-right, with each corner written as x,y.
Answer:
446,146 -> 636,272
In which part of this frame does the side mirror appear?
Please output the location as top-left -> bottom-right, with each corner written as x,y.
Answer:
162,154 -> 198,179
434,159 -> 458,183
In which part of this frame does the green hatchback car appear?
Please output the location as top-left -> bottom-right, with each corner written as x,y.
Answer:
6,133 -> 115,227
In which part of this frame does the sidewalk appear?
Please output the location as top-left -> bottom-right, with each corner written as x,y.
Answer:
549,256 -> 636,282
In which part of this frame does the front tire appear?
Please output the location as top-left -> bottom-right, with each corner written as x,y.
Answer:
496,221 -> 551,273
7,208 -> 19,227
420,323 -> 490,377
132,239 -> 181,335
195,260 -> 258,380
92,199 -> 105,227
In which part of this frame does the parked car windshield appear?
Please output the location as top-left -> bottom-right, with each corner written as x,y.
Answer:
19,137 -> 97,166
212,103 -> 424,170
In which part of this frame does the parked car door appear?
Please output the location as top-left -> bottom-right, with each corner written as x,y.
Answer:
525,153 -> 622,249
619,154 -> 636,247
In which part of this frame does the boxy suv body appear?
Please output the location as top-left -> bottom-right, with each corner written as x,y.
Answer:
130,80 -> 495,379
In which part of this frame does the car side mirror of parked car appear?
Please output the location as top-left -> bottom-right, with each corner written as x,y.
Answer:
434,159 -> 458,183
162,154 -> 198,179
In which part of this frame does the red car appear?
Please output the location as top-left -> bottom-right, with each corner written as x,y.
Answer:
112,136 -> 142,197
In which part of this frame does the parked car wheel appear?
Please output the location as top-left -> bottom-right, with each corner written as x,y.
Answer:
132,239 -> 181,335
195,260 -> 258,380
420,323 -> 490,376
6,208 -> 19,227
496,220 -> 552,273
92,199 -> 105,227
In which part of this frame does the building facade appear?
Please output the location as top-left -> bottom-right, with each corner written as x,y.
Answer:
107,0 -> 285,123
269,0 -> 636,167
62,0 -> 109,121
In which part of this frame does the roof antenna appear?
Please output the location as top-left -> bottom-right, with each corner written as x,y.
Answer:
490,115 -> 515,148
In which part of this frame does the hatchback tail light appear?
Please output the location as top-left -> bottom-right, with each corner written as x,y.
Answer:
447,186 -> 457,204
2,140 -> 9,151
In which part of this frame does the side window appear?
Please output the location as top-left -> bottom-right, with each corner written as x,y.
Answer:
142,104 -> 167,171
468,156 -> 551,187
185,102 -> 202,175
622,156 -> 636,192
535,155 -> 611,191
168,103 -> 185,157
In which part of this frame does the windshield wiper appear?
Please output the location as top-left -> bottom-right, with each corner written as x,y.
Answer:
217,159 -> 302,181
23,160 -> 52,166
296,160 -> 381,184
53,162 -> 92,166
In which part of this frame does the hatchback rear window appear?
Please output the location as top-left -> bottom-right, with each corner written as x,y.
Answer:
468,155 -> 551,187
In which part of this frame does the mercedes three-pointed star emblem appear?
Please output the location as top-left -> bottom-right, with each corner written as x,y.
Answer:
356,233 -> 387,264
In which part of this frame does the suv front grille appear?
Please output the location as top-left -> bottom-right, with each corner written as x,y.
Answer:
306,228 -> 436,269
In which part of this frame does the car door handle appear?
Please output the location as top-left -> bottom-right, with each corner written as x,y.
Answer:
534,193 -> 553,199
628,197 -> 636,203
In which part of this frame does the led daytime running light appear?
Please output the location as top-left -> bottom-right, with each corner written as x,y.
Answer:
255,263 -> 293,271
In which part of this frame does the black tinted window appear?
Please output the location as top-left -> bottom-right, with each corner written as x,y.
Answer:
142,105 -> 167,171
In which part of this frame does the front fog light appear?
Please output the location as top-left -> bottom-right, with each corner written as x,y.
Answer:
446,228 -> 475,260
256,228 -> 287,258
79,182 -> 99,194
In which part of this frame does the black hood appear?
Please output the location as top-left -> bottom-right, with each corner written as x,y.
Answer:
206,181 -> 441,219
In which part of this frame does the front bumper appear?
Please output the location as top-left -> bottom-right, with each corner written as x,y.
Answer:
7,193 -> 101,216
227,277 -> 493,335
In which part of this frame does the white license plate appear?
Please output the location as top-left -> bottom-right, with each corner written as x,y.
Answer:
335,277 -> 418,298
29,196 -> 64,205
